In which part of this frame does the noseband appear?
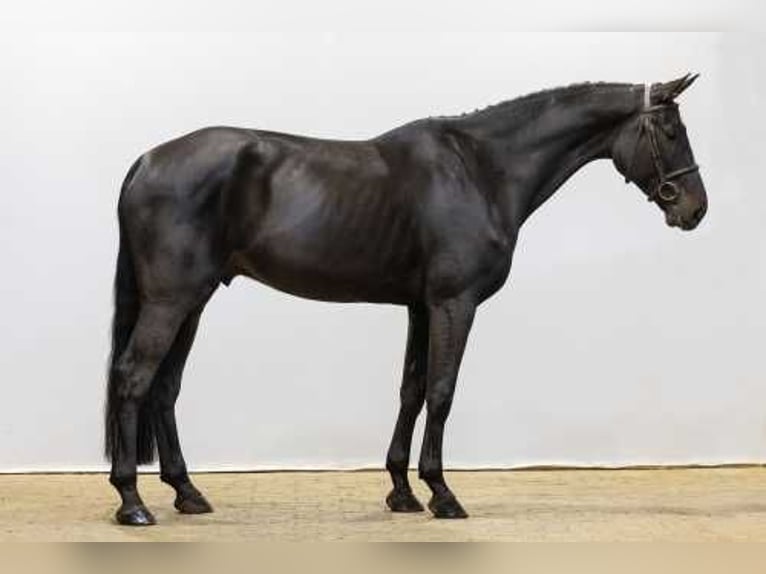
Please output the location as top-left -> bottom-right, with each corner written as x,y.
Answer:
624,85 -> 699,203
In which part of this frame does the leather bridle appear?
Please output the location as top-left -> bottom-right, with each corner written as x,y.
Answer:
624,85 -> 699,204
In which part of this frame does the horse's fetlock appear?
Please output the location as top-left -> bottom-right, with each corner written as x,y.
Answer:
160,472 -> 190,489
418,464 -> 443,483
110,473 -> 137,490
386,455 -> 408,475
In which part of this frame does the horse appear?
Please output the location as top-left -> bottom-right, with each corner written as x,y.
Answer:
105,75 -> 707,526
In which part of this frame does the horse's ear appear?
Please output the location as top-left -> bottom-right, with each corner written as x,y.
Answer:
652,73 -> 700,104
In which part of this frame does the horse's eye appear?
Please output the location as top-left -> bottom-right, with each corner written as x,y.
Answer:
660,121 -> 677,139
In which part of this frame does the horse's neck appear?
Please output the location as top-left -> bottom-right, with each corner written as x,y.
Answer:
456,84 -> 642,229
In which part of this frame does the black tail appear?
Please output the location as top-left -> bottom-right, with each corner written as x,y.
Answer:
105,160 -> 157,464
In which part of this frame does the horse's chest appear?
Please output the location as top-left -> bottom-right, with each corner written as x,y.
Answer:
427,236 -> 513,302
475,249 -> 513,301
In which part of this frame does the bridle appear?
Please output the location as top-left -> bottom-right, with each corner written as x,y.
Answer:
624,85 -> 699,204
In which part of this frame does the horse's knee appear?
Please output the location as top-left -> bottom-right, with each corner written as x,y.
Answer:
400,382 -> 425,410
426,384 -> 454,420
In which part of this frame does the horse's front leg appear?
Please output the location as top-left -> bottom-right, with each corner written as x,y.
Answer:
385,304 -> 429,512
418,295 -> 475,519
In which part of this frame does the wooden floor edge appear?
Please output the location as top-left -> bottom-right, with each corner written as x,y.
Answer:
1,463 -> 765,476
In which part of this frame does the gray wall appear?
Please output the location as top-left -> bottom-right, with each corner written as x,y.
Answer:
1,1 -> 764,471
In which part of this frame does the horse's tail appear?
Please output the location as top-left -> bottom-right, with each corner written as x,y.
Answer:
105,158 -> 157,464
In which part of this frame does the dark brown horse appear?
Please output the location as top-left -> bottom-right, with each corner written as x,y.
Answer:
105,75 -> 706,525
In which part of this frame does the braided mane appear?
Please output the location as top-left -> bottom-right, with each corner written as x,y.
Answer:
435,81 -> 635,121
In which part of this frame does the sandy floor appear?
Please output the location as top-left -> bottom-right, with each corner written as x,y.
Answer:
1,468 -> 766,541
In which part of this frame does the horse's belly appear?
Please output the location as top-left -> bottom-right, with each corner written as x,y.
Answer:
229,236 -> 420,304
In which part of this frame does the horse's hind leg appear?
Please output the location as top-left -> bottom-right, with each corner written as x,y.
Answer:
151,306 -> 214,514
109,300 -> 194,526
385,304 -> 428,512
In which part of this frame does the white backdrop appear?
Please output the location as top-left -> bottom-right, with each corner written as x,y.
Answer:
1,1 -> 764,471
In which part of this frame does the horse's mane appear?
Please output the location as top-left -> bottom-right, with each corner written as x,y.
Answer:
435,81 -> 635,121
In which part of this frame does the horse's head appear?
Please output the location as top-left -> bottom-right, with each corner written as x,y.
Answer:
612,74 -> 707,231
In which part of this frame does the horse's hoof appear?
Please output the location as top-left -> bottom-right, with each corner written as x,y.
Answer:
386,488 -> 425,513
115,504 -> 156,526
428,494 -> 469,519
175,493 -> 214,514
